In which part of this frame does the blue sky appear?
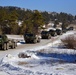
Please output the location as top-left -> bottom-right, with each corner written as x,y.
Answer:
0,0 -> 76,15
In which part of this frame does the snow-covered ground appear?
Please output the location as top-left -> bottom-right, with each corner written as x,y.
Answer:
0,31 -> 76,75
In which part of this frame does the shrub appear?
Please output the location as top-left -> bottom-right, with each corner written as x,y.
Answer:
18,52 -> 31,58
61,34 -> 76,49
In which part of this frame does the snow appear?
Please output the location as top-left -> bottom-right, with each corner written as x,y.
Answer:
60,31 -> 76,40
47,27 -> 56,31
0,51 -> 76,75
0,31 -> 76,75
56,28 -> 62,30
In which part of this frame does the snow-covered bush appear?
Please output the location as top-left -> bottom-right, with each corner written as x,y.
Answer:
61,34 -> 76,49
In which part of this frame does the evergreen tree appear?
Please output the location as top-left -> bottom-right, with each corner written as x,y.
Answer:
32,10 -> 44,34
0,9 -> 8,34
7,10 -> 19,34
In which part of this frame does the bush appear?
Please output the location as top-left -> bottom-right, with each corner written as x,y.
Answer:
18,52 -> 31,58
61,34 -> 76,49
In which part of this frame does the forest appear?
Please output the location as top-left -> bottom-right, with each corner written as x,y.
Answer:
0,6 -> 75,34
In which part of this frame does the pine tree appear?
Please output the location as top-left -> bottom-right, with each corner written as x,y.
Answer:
32,10 -> 44,34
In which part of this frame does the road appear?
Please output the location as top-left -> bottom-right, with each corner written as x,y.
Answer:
0,38 -> 55,60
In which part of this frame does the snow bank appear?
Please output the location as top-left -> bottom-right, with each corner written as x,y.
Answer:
60,31 -> 76,40
0,52 -> 76,75
17,40 -> 25,45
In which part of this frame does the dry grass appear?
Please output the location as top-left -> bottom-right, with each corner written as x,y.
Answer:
18,61 -> 38,68
18,61 -> 28,65
61,34 -> 76,49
